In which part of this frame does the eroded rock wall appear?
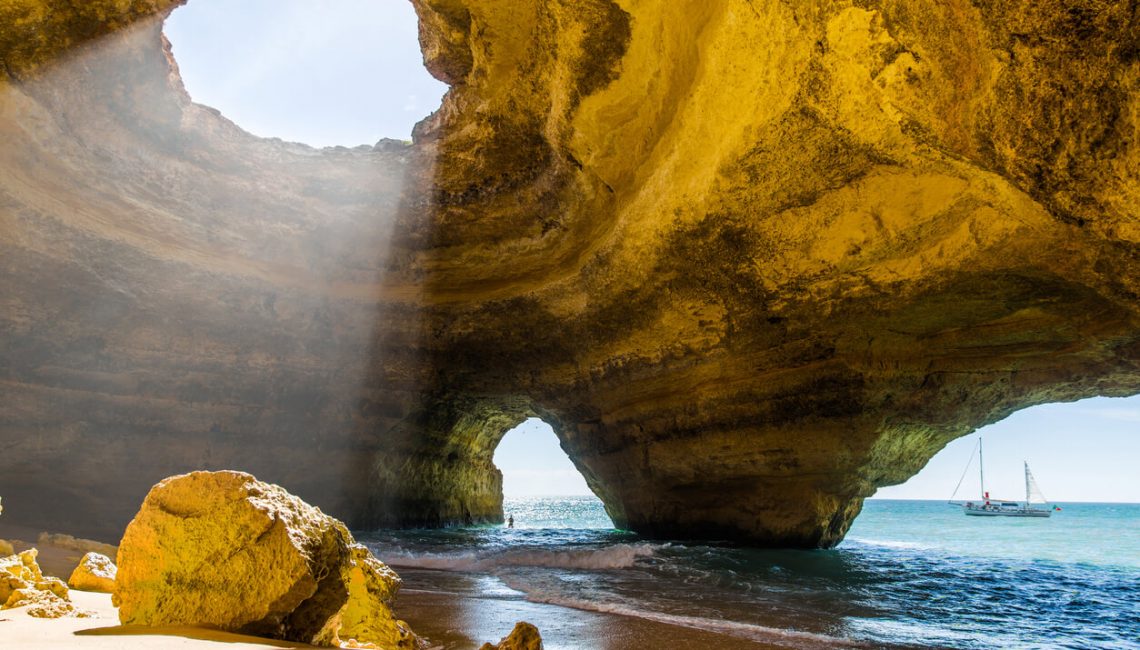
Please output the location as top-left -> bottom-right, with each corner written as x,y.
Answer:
402,0 -> 1140,545
0,0 -> 1138,547
0,12 -> 434,538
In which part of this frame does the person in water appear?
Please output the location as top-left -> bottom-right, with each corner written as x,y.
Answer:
507,514 -> 514,528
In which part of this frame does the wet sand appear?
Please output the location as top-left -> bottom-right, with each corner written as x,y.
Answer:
0,588 -> 785,650
389,566 -> 815,650
396,587 -> 788,650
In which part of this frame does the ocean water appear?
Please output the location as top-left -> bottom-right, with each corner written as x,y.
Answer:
357,497 -> 1140,649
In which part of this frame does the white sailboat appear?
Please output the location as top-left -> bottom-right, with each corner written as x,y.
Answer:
949,437 -> 1056,517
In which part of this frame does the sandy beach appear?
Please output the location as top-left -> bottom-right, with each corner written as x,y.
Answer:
0,524 -> 785,650
0,590 -> 319,649
0,588 -> 785,650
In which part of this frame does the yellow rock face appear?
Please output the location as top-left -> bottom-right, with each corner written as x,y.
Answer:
0,549 -> 44,604
114,471 -> 417,648
0,0 -> 1137,548
5,586 -> 89,618
68,552 -> 117,593
0,548 -> 84,618
478,622 -> 544,650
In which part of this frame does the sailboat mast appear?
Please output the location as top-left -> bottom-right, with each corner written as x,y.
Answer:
979,436 -> 985,499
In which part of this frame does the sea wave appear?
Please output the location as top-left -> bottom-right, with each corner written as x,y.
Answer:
382,542 -> 662,572
499,583 -> 870,650
842,537 -> 934,551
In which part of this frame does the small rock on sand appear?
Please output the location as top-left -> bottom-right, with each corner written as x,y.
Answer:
69,552 -> 117,593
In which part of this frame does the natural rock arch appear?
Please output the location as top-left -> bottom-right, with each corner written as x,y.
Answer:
0,0 -> 1137,548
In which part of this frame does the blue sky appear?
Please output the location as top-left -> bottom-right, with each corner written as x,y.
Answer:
164,0 -> 446,146
872,395 -> 1140,502
165,2 -> 1139,504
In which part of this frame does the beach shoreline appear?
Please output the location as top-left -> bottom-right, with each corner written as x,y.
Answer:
395,584 -> 792,650
0,528 -> 795,650
0,584 -> 792,650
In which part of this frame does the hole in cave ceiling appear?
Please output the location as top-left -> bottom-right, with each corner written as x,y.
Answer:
163,0 -> 447,148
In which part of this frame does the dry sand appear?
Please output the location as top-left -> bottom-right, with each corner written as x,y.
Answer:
0,591 -> 317,649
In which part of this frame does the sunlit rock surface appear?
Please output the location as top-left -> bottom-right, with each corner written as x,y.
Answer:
479,622 -> 544,650
0,548 -> 84,618
67,552 -> 116,593
114,471 -> 418,648
1,549 -> 47,604
0,1 -> 1138,547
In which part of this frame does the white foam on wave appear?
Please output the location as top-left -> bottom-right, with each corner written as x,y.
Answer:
383,542 -> 661,572
843,537 -> 933,551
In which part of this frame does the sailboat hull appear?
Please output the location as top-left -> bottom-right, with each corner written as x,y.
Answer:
963,506 -> 1052,518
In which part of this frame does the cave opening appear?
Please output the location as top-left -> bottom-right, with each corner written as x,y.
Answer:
847,394 -> 1140,563
492,418 -> 613,529
870,394 -> 1140,503
162,0 -> 447,147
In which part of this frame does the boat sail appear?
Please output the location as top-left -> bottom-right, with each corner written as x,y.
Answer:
948,437 -> 1056,517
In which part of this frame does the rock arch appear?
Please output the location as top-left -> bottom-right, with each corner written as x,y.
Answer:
0,0 -> 1137,548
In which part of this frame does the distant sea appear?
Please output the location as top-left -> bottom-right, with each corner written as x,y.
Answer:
358,497 -> 1140,649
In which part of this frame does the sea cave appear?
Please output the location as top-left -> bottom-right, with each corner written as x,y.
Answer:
1,0 -> 1138,555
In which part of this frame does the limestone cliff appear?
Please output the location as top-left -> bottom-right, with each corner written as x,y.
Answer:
0,0 -> 1137,547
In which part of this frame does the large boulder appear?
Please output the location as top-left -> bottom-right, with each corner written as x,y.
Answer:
113,471 -> 418,648
68,552 -> 117,593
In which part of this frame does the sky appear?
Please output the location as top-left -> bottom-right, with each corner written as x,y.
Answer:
497,396 -> 1140,502
494,419 -> 593,496
163,3 -> 1139,504
163,0 -> 447,146
872,395 -> 1140,503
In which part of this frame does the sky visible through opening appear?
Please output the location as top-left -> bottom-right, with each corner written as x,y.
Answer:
495,419 -> 593,497
496,396 -> 1140,502
163,0 -> 447,146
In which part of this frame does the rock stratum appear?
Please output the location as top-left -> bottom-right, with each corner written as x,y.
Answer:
0,0 -> 1138,547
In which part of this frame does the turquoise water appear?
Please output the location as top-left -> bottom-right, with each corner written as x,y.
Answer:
848,499 -> 1140,569
358,497 -> 1140,649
